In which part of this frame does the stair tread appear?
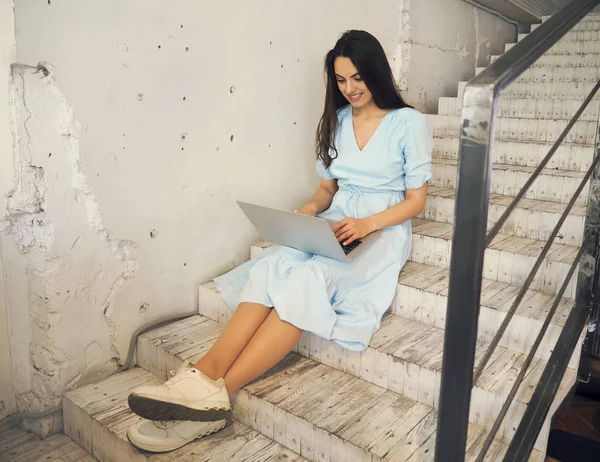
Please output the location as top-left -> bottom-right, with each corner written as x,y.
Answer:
65,363 -> 542,462
432,157 -> 587,179
399,259 -> 573,327
427,185 -> 587,216
63,367 -> 308,462
413,217 -> 581,264
434,133 -> 595,148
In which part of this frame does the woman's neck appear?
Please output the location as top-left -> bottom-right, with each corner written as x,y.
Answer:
352,102 -> 387,119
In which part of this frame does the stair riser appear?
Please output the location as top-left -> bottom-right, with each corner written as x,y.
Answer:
434,138 -> 594,173
458,81 -> 598,101
493,53 -> 600,67
534,21 -> 600,32
513,36 -> 600,52
234,389 -> 374,461
393,284 -> 580,369
438,96 -> 600,122
519,30 -> 600,43
421,196 -> 585,247
432,162 -> 588,206
475,66 -> 600,83
64,402 -> 150,462
196,286 -> 572,452
429,114 -> 597,146
410,234 -> 578,298
63,372 -> 163,462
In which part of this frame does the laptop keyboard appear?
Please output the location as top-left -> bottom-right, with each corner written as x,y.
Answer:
341,239 -> 362,255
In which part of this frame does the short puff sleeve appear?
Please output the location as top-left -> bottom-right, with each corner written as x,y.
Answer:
402,112 -> 433,190
316,157 -> 335,180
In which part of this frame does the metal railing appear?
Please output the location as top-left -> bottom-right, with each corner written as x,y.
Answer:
435,1 -> 600,461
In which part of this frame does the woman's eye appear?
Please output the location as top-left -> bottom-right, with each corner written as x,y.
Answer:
355,77 -> 363,82
337,80 -> 345,84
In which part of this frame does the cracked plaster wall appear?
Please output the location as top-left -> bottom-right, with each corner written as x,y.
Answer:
0,0 -> 17,425
395,0 -> 517,113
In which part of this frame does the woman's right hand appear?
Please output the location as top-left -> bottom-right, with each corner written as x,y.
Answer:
296,204 -> 317,216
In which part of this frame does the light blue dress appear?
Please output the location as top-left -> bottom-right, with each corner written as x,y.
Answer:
214,105 -> 433,351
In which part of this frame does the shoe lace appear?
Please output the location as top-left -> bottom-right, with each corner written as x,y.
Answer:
155,420 -> 177,429
165,360 -> 193,384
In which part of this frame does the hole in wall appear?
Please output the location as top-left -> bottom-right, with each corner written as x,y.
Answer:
48,153 -> 52,157
230,85 -> 236,94
150,229 -> 158,239
230,135 -> 235,143
185,47 -> 190,52
181,24 -> 184,28
158,45 -> 162,49
183,96 -> 187,101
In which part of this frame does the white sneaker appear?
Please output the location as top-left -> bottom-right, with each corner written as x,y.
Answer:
127,418 -> 226,453
128,364 -> 231,422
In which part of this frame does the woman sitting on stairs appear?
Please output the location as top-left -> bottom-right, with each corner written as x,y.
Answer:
126,29 -> 433,453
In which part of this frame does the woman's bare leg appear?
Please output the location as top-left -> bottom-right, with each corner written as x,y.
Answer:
223,309 -> 303,395
194,302 -> 271,380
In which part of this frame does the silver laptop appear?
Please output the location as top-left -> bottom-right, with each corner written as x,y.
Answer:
237,201 -> 381,262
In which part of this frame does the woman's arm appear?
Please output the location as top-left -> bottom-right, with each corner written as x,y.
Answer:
297,178 -> 339,216
333,183 -> 428,245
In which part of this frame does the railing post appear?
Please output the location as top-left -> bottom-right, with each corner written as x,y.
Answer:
434,84 -> 496,462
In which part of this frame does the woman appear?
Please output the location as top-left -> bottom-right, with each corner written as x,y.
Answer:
126,29 -> 432,453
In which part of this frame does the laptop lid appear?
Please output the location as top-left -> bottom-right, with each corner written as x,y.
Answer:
236,201 -> 349,260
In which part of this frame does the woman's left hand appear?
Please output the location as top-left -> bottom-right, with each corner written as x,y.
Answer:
332,217 -> 376,245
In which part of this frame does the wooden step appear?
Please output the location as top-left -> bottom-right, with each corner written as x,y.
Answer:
410,217 -> 580,298
492,53 -> 600,67
438,95 -> 600,121
428,114 -> 597,146
62,367 -> 307,462
394,260 -> 579,365
510,37 -> 600,54
475,65 -> 600,83
133,324 -> 546,461
0,425 -> 93,461
431,157 -> 589,206
434,137 -> 594,174
457,80 -> 598,101
518,29 -> 600,43
422,186 -> 586,247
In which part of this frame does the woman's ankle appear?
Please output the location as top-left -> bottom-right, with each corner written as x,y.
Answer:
194,356 -> 226,381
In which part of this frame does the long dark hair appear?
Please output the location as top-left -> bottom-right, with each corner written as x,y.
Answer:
316,30 -> 411,168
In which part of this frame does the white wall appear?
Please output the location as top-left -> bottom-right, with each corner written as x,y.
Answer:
5,0 -> 404,431
0,0 -> 16,424
3,0 -> 515,432
397,0 -> 516,112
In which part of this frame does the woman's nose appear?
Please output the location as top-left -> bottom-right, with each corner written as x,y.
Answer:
345,81 -> 354,94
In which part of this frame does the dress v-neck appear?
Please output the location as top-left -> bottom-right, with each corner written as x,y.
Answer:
351,109 -> 391,152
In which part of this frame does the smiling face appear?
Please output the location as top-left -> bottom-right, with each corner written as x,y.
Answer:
334,56 -> 374,109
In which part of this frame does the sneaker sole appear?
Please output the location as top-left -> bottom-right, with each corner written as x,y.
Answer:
127,394 -> 232,423
127,419 -> 227,453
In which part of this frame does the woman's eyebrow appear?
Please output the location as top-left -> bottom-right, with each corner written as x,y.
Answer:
335,72 -> 360,78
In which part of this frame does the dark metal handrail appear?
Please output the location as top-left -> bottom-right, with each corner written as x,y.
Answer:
435,1 -> 600,461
